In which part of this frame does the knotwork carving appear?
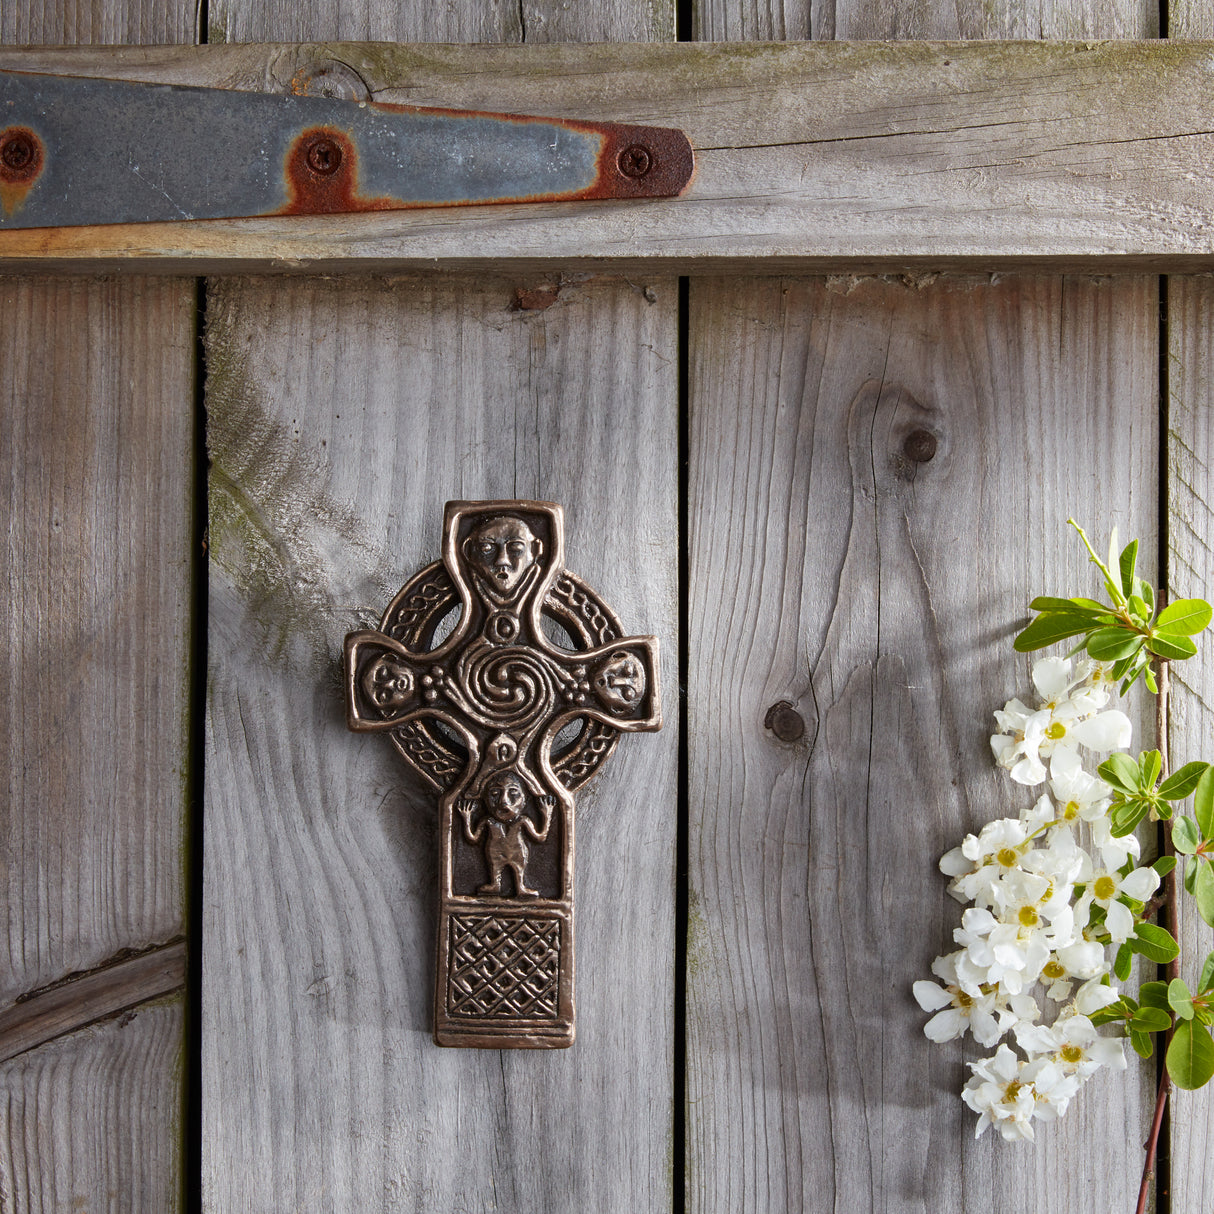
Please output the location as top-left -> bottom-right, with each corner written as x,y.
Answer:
345,500 -> 661,1048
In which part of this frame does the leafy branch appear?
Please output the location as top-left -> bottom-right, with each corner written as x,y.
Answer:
1014,520 -> 1211,695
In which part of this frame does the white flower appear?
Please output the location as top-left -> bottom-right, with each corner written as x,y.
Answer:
1089,815 -> 1142,871
1022,1058 -> 1082,1121
1073,975 -> 1121,1016
1015,1013 -> 1126,1078
962,1045 -> 1038,1141
1048,747 -> 1112,827
942,818 -> 1031,907
1075,864 -> 1160,943
913,952 -> 1005,1046
954,905 -> 1050,996
1019,831 -> 1088,889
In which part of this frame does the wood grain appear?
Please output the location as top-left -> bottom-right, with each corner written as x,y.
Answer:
200,272 -> 678,1210
695,0 -> 1155,39
0,996 -> 184,1213
7,41 -> 1214,271
685,274 -> 1159,1211
0,274 -> 194,1003
0,0 -> 195,43
1160,0 -> 1214,1198
1163,273 -> 1214,1214
1,16 -> 195,1214
211,0 -> 672,44
0,271 -> 193,1208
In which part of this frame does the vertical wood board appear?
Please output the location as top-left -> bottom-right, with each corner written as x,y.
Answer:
0,997 -> 184,1214
0,11 -> 196,1214
211,0 -> 672,49
686,273 -> 1158,1212
695,0 -> 1154,39
1164,273 -> 1214,1214
0,275 -> 194,1006
201,273 -> 678,1212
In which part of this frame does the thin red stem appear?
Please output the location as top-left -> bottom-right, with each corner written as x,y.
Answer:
1136,1065 -> 1172,1214
1136,658 -> 1174,1212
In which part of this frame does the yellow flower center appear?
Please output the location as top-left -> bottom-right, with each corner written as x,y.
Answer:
954,989 -> 973,1009
1064,800 -> 1081,820
1093,875 -> 1117,900
1004,1081 -> 1023,1101
997,847 -> 1020,868
1043,960 -> 1066,979
1046,722 -> 1067,741
1018,905 -> 1040,928
1061,1045 -> 1084,1065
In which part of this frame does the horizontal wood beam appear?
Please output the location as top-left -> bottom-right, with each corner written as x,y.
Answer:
0,940 -> 187,1063
3,40 -> 1214,272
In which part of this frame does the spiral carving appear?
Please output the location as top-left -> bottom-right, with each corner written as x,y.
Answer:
455,645 -> 560,730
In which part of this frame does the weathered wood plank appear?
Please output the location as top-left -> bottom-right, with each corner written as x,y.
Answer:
0,274 -> 193,1207
1163,272 -> 1214,1214
5,40 -> 1214,271
212,0 -> 672,44
0,273 -> 194,1001
1,0 -> 195,43
695,0 -> 1155,40
1,15 -> 195,1214
200,272 -> 678,1210
685,273 -> 1158,1212
0,996 -> 184,1213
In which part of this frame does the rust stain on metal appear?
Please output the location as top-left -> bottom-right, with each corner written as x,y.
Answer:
277,125 -> 401,216
0,126 -> 44,218
365,100 -> 695,204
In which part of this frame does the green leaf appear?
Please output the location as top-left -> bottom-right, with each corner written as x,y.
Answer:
1167,1020 -> 1214,1089
1114,942 -> 1133,982
1156,598 -> 1214,636
1195,767 -> 1214,838
1132,1030 -> 1155,1059
1140,750 -> 1163,791
1109,798 -> 1151,838
1132,922 -> 1181,964
1160,762 -> 1210,801
1174,816 -> 1202,855
1141,581 -> 1157,614
1100,753 -> 1144,795
1029,596 -> 1104,617
1014,614 -> 1098,652
1154,855 -> 1178,876
1129,594 -> 1152,624
1131,1006 -> 1174,1033
1139,981 -> 1171,1010
1170,979 -> 1196,1020
1199,952 -> 1214,994
1195,862 -> 1214,928
1088,627 -> 1147,662
1147,632 -> 1198,661
1145,665 -> 1159,695
1186,855 -> 1200,895
1119,539 -> 1139,597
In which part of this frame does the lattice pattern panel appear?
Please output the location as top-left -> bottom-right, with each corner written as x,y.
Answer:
448,914 -> 561,1020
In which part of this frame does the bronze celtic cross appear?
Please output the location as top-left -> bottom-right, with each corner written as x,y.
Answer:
344,500 -> 661,1048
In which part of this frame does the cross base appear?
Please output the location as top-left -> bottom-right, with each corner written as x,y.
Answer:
436,899 -> 574,1048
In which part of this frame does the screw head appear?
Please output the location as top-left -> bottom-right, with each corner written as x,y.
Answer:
305,137 -> 343,176
618,145 -> 652,179
1,134 -> 33,171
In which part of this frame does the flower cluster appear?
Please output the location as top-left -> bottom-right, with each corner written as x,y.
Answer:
915,656 -> 1156,1141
